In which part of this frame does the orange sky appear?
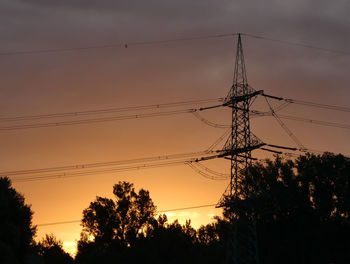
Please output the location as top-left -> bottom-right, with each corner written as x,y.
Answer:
1,0 -> 350,257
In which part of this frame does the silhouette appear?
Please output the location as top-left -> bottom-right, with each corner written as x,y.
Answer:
0,177 -> 37,263
2,153 -> 350,263
75,181 -> 222,264
76,181 -> 157,263
222,153 -> 350,263
37,234 -> 73,264
74,153 -> 350,263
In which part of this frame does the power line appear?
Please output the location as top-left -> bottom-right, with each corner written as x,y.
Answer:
4,129 -> 236,183
0,101 -> 231,131
7,148 -> 231,183
2,95 -> 346,125
278,114 -> 350,130
264,97 -> 306,151
206,129 -> 231,152
0,97 -> 346,131
286,99 -> 350,113
0,98 -> 223,123
256,110 -> 350,130
157,203 -> 217,213
192,111 -> 229,128
262,93 -> 350,113
1,32 -> 349,57
194,162 -> 230,178
0,33 -> 237,56
0,108 -> 196,131
243,33 -> 350,56
7,135 -> 234,182
37,203 -> 218,227
3,150 -> 212,177
11,159 -> 195,183
38,220 -> 80,227
187,162 -> 229,181
2,102 -> 342,182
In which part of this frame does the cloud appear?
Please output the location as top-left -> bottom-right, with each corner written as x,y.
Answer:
2,0 -> 348,46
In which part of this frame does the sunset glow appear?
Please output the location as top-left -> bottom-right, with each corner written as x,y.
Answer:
1,1 -> 349,260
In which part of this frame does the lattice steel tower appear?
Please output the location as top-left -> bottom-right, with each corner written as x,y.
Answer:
218,34 -> 264,264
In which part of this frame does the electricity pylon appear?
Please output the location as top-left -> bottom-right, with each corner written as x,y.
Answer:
218,34 -> 264,264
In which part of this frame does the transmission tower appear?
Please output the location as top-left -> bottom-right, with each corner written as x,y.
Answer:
218,34 -> 264,264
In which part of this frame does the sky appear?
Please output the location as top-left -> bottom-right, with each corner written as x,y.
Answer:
1,0 -> 350,256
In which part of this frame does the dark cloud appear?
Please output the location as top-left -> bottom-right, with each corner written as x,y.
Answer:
1,0 -> 348,48
1,0 -> 349,113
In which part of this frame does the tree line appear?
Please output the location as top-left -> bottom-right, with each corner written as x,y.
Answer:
1,152 -> 350,263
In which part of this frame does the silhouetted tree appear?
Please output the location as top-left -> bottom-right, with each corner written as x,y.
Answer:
0,177 -> 37,264
74,155 -> 350,264
222,153 -> 350,263
82,181 -> 156,246
75,181 -> 157,263
38,234 -> 73,264
76,181 -> 211,264
137,219 -> 198,264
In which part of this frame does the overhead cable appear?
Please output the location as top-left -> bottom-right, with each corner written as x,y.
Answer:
0,109 -> 196,131
286,99 -> 350,113
187,161 -> 229,180
12,159 -> 195,183
3,150 -> 212,177
278,114 -> 350,130
262,93 -> 350,113
2,32 -> 349,57
256,110 -> 350,130
0,98 -> 223,123
264,98 -> 306,151
186,162 -> 228,181
205,129 -> 231,153
37,203 -> 217,227
192,111 -> 230,128
5,131 -> 236,183
243,33 -> 350,56
0,33 -> 237,56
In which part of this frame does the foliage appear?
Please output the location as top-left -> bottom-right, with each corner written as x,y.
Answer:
4,153 -> 349,263
76,181 -> 157,263
0,177 -> 36,263
74,154 -> 350,263
80,181 -> 156,245
38,234 -> 74,264
75,181 -> 224,264
223,153 -> 350,263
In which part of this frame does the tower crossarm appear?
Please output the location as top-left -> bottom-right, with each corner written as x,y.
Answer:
223,90 -> 263,106
219,143 -> 265,158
